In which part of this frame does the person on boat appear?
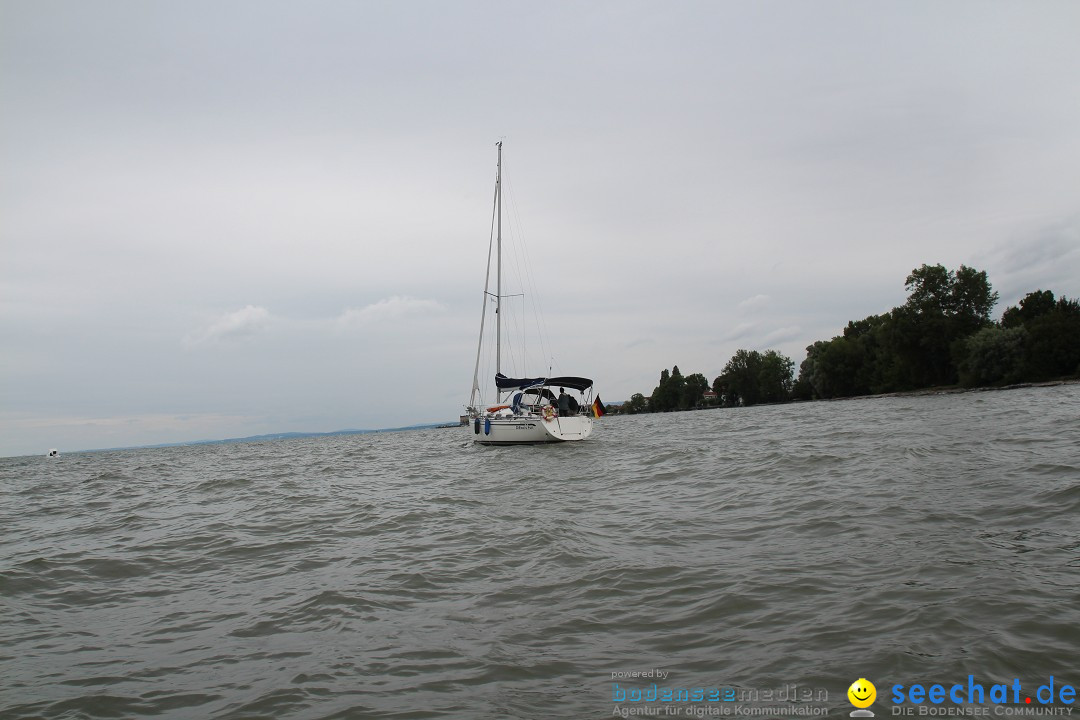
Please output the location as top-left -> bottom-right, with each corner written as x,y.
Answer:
558,387 -> 570,416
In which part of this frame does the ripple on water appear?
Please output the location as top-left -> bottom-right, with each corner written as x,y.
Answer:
1,385 -> 1079,718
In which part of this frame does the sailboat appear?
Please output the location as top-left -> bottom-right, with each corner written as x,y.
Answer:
466,142 -> 599,445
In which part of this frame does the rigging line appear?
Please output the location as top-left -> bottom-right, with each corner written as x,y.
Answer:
501,173 -> 529,368
507,171 -> 548,367
500,158 -> 532,374
504,173 -> 551,369
503,293 -> 520,376
512,293 -> 526,375
501,194 -> 526,372
504,292 -> 524,377
504,256 -> 525,374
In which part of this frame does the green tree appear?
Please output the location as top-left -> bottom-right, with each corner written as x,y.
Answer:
956,325 -> 1027,387
899,263 -> 999,387
951,265 -> 999,326
1001,290 -> 1057,329
681,373 -> 710,409
718,349 -> 794,406
711,374 -> 732,406
842,314 -> 889,393
720,349 -> 762,406
957,291 -> 1080,386
649,369 -> 671,412
795,346 -> 820,399
1009,293 -> 1080,380
797,263 -> 1000,397
791,371 -> 814,401
904,263 -> 954,316
666,366 -> 686,410
758,350 -> 794,402
625,393 -> 648,414
649,367 -> 687,412
799,338 -> 865,398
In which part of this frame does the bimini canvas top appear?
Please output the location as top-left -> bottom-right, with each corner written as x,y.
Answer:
495,373 -> 593,392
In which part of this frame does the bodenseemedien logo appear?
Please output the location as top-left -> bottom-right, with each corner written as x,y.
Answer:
849,678 -> 877,717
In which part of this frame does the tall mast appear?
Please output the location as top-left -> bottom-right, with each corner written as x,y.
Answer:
468,180 -> 496,412
495,141 -> 502,378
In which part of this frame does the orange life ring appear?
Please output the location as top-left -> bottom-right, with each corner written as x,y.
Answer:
542,406 -> 555,422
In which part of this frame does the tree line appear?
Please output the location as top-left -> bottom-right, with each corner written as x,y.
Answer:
613,263 -> 1080,414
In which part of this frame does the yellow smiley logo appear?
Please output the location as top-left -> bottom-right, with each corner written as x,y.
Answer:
848,678 -> 877,708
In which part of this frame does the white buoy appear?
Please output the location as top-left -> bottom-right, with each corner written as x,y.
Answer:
47,449 -> 59,458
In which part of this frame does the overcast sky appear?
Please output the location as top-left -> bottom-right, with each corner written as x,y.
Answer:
3,1 -> 1080,457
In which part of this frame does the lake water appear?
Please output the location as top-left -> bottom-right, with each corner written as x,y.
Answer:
2,385 -> 1079,719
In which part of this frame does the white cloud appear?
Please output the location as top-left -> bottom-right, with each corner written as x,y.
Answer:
976,216 -> 1080,309
761,326 -> 804,347
738,294 -> 771,311
720,322 -> 757,343
336,296 -> 445,328
186,305 -> 271,346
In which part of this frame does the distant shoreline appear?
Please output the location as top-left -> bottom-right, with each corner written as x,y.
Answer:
832,377 -> 1080,401
614,377 -> 1079,416
17,380 -> 1077,458
42,422 -> 460,458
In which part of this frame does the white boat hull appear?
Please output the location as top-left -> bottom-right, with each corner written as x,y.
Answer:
473,414 -> 593,445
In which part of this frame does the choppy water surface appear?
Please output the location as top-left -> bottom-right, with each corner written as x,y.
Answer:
2,385 -> 1079,719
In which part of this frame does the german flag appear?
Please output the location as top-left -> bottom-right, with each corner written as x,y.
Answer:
591,396 -> 607,418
